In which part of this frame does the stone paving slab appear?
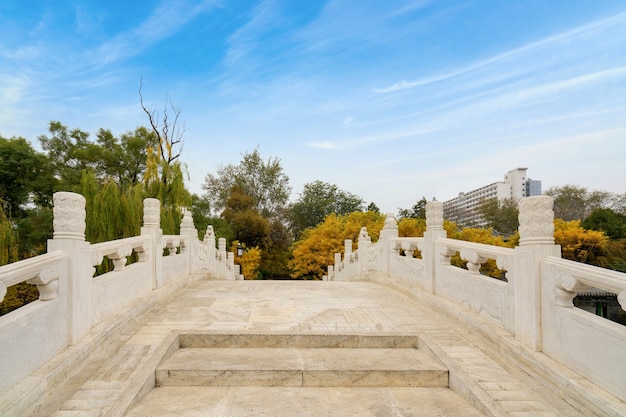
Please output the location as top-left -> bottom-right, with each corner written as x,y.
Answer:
126,386 -> 487,417
22,280 -> 592,417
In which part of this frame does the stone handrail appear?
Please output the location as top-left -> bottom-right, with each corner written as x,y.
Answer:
162,234 -> 189,256
390,237 -> 423,258
435,237 -> 514,274
91,236 -> 152,271
542,255 -> 626,310
0,250 -> 68,302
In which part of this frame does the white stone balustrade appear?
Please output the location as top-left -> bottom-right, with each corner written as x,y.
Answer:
91,236 -> 151,272
1,191 -> 626,413
329,195 -> 626,403
436,238 -> 514,277
0,251 -> 67,303
163,235 -> 188,256
0,191 -> 239,401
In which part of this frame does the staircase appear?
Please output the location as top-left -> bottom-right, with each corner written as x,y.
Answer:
157,335 -> 447,388
129,334 -> 488,417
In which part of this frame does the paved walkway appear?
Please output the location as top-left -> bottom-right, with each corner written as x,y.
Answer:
29,280 -> 588,417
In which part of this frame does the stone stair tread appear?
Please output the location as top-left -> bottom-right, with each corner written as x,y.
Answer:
158,347 -> 445,372
156,348 -> 448,387
126,386 -> 488,417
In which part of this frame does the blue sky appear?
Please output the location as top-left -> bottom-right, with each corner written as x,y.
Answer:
1,1 -> 625,213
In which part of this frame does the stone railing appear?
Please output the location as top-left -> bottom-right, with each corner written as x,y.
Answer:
328,196 -> 626,404
0,192 -> 241,398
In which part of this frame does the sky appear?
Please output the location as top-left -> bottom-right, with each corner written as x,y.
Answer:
1,0 -> 625,213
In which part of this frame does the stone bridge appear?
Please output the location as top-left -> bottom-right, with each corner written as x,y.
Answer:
0,192 -> 625,417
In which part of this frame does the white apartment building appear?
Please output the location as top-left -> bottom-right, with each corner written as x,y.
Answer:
443,168 -> 542,226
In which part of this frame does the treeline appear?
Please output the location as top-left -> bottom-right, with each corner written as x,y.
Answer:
289,192 -> 626,280
2,120 -> 626,314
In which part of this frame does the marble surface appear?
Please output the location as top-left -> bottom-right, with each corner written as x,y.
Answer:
25,280 -> 589,417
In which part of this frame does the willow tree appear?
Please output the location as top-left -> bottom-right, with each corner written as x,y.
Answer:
79,171 -> 145,243
0,204 -> 18,266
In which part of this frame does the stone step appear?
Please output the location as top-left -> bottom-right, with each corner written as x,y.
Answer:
156,347 -> 448,387
127,386 -> 488,417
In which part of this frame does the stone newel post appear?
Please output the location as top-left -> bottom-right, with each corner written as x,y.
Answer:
180,209 -> 196,276
47,192 -> 92,344
204,225 -> 216,272
423,201 -> 446,294
357,227 -> 371,276
141,198 -> 163,289
379,213 -> 399,276
514,195 -> 561,351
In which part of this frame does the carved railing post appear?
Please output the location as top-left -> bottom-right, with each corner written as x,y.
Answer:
218,238 -> 228,279
357,227 -> 371,276
141,198 -> 163,289
379,213 -> 399,276
423,201 -> 446,294
47,192 -> 92,344
203,225 -> 217,273
514,195 -> 561,351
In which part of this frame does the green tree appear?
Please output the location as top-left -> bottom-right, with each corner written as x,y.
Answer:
0,136 -> 55,217
16,207 -> 53,258
289,180 -> 364,239
0,205 -> 19,265
545,185 -> 611,222
38,121 -> 101,187
478,198 -> 519,237
397,197 -> 428,220
95,127 -> 153,186
202,148 -> 291,218
582,208 -> 626,240
610,192 -> 626,216
221,185 -> 270,248
251,205 -> 293,278
367,202 -> 380,213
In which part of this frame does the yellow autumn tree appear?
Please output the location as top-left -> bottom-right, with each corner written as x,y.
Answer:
289,211 -> 385,279
232,241 -> 262,279
397,218 -> 459,238
554,219 -> 609,265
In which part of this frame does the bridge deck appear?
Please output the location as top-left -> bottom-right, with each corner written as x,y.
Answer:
29,279 -> 587,417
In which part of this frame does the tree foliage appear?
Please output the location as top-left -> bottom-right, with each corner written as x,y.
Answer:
477,197 -> 519,237
554,219 -> 610,265
397,197 -> 428,220
203,148 -> 291,218
545,185 -> 611,222
94,127 -> 153,186
581,208 -> 625,240
221,185 -> 270,248
38,121 -> 99,187
232,242 -> 262,280
0,205 -> 19,266
366,202 -> 380,213
289,211 -> 384,279
289,180 -> 364,239
0,136 -> 55,216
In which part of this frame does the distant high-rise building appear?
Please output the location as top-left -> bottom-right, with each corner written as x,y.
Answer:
443,168 -> 542,227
